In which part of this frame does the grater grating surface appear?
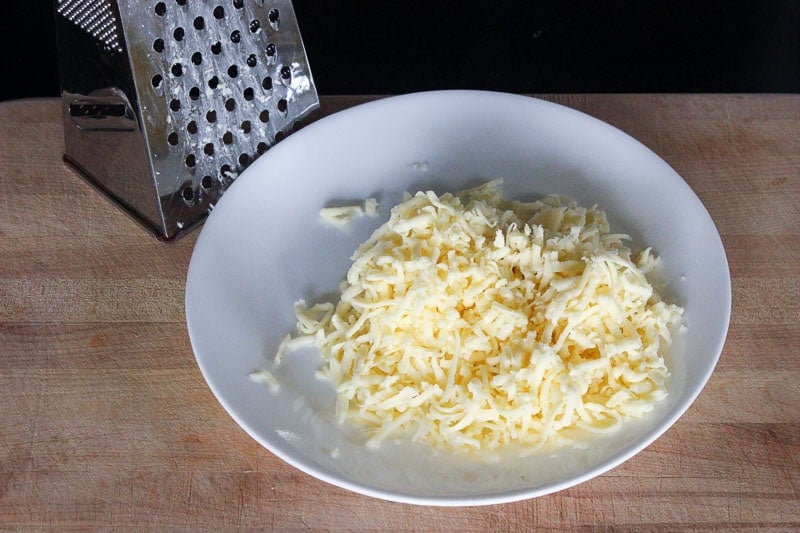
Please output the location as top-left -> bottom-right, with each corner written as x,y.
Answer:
55,0 -> 319,239
57,0 -> 123,53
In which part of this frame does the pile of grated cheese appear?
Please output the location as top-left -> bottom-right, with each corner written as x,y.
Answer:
277,179 -> 684,456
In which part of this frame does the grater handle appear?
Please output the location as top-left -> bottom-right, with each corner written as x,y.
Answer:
69,95 -> 136,132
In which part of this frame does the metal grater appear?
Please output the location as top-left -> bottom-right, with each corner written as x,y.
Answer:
54,0 -> 319,240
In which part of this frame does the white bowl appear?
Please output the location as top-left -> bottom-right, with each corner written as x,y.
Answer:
185,91 -> 730,506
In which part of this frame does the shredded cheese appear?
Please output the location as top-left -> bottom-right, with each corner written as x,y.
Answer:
249,369 -> 280,393
319,198 -> 379,224
280,179 -> 683,456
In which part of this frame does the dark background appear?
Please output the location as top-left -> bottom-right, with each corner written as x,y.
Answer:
3,0 -> 800,101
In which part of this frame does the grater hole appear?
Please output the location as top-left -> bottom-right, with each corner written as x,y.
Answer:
211,41 -> 222,55
176,0 -> 187,6
187,120 -> 198,134
206,110 -> 217,123
275,131 -> 286,142
243,87 -> 254,100
168,131 -> 179,146
171,63 -> 183,77
246,54 -> 257,68
208,76 -> 219,89
193,16 -> 205,30
220,164 -> 232,177
239,153 -> 251,167
228,65 -> 239,78
241,120 -> 251,133
222,131 -> 234,145
154,2 -> 166,16
153,38 -> 165,53
268,9 -> 280,30
261,76 -> 272,90
173,27 -> 185,42
201,175 -> 214,190
151,74 -> 163,89
189,86 -> 200,100
257,142 -> 268,155
185,154 -> 196,168
233,0 -> 243,9
280,65 -> 291,83
182,185 -> 194,204
249,19 -> 261,33
191,51 -> 202,65
213,5 -> 224,19
259,110 -> 270,123
265,43 -> 276,63
230,30 -> 241,44
204,143 -> 215,156
225,98 -> 236,112
170,99 -> 181,112
277,98 -> 288,115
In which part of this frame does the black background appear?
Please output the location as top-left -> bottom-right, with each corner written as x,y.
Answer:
2,0 -> 799,101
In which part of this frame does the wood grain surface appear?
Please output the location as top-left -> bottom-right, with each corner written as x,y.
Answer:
1,95 -> 798,530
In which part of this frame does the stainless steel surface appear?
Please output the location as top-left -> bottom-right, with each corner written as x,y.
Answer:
55,0 -> 319,240
56,0 -> 123,53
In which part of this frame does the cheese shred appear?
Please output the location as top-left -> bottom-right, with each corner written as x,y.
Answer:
278,179 -> 683,456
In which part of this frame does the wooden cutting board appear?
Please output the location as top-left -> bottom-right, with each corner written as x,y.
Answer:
0,94 -> 798,529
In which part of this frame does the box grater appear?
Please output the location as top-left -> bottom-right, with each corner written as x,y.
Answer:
54,0 -> 319,240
